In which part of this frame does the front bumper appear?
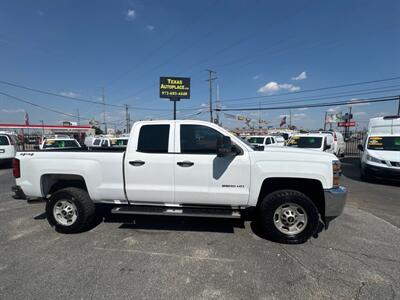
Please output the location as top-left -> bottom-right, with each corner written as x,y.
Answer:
324,186 -> 347,217
363,163 -> 400,179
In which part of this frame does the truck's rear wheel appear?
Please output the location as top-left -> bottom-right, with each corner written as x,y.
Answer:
46,187 -> 95,233
258,190 -> 320,244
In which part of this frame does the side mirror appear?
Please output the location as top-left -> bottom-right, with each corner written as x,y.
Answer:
323,143 -> 331,151
357,144 -> 364,151
217,136 -> 232,157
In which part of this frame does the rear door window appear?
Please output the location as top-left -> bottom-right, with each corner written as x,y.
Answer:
137,125 -> 170,153
0,135 -> 10,145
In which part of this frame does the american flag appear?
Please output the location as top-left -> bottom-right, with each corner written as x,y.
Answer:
279,116 -> 287,127
24,112 -> 29,126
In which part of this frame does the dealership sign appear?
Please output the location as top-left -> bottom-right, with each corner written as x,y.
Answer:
160,77 -> 190,100
338,121 -> 356,127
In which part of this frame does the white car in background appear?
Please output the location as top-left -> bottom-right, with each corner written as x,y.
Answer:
39,136 -> 81,150
313,130 -> 346,157
0,132 -> 18,165
358,116 -> 400,180
247,135 -> 285,151
100,137 -> 129,148
287,133 -> 335,154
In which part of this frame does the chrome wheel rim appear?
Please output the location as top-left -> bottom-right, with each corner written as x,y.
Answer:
53,199 -> 78,226
273,203 -> 308,235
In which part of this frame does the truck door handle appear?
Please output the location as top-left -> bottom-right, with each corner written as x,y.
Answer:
129,160 -> 145,166
177,161 -> 194,167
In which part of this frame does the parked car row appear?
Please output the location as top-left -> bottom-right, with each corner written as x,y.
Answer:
245,130 -> 346,158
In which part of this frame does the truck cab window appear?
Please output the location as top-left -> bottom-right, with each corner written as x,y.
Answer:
137,125 -> 170,153
265,138 -> 271,145
180,125 -> 223,154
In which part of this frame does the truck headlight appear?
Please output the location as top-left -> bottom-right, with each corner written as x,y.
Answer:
366,154 -> 384,164
332,160 -> 341,187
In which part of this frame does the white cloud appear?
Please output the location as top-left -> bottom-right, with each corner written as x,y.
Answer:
297,107 -> 308,111
252,74 -> 261,80
60,91 -> 78,98
327,106 -> 341,113
146,25 -> 155,31
0,109 -> 25,114
292,71 -> 307,81
353,111 -> 366,116
258,81 -> 300,94
126,9 -> 136,20
293,113 -> 306,118
347,98 -> 370,107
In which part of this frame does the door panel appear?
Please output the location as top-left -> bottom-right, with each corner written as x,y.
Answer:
174,124 -> 250,206
124,124 -> 175,203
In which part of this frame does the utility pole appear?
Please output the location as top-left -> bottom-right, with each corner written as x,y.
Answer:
76,109 -> 80,125
289,110 -> 292,129
205,69 -> 217,123
397,95 -> 400,115
258,101 -> 261,129
216,83 -> 220,125
324,111 -> 327,130
102,87 -> 107,134
125,104 -> 131,133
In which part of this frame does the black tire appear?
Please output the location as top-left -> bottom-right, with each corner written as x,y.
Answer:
46,187 -> 95,233
258,189 -> 320,244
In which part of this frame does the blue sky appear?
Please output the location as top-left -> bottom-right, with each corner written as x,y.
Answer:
0,0 -> 399,130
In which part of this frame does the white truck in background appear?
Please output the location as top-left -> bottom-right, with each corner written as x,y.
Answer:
0,132 -> 17,165
287,133 -> 335,154
12,120 -> 347,244
358,116 -> 400,180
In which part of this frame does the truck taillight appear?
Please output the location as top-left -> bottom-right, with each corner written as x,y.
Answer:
333,132 -> 337,141
13,159 -> 20,178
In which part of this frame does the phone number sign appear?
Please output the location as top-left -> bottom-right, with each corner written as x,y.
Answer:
160,77 -> 190,100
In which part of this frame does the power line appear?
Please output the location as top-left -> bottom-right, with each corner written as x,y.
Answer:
112,0 -> 313,102
218,76 -> 400,104
0,80 -> 124,108
0,79 -> 180,111
217,95 -> 400,112
223,85 -> 400,108
0,91 -> 123,126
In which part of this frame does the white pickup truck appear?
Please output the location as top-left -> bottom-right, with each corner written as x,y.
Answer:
12,120 -> 347,244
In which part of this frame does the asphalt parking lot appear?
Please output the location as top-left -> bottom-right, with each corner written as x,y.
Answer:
0,158 -> 399,299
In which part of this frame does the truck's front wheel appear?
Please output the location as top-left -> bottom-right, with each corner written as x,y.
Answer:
258,190 -> 320,244
46,187 -> 95,233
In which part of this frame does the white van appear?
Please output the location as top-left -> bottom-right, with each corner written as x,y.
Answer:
247,135 -> 285,151
0,133 -> 18,165
313,131 -> 346,157
287,133 -> 335,154
358,116 -> 400,180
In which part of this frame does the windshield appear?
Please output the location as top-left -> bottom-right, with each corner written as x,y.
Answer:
367,136 -> 400,151
0,135 -> 10,146
44,140 -> 80,148
248,137 -> 264,144
109,138 -> 128,147
287,136 -> 323,148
